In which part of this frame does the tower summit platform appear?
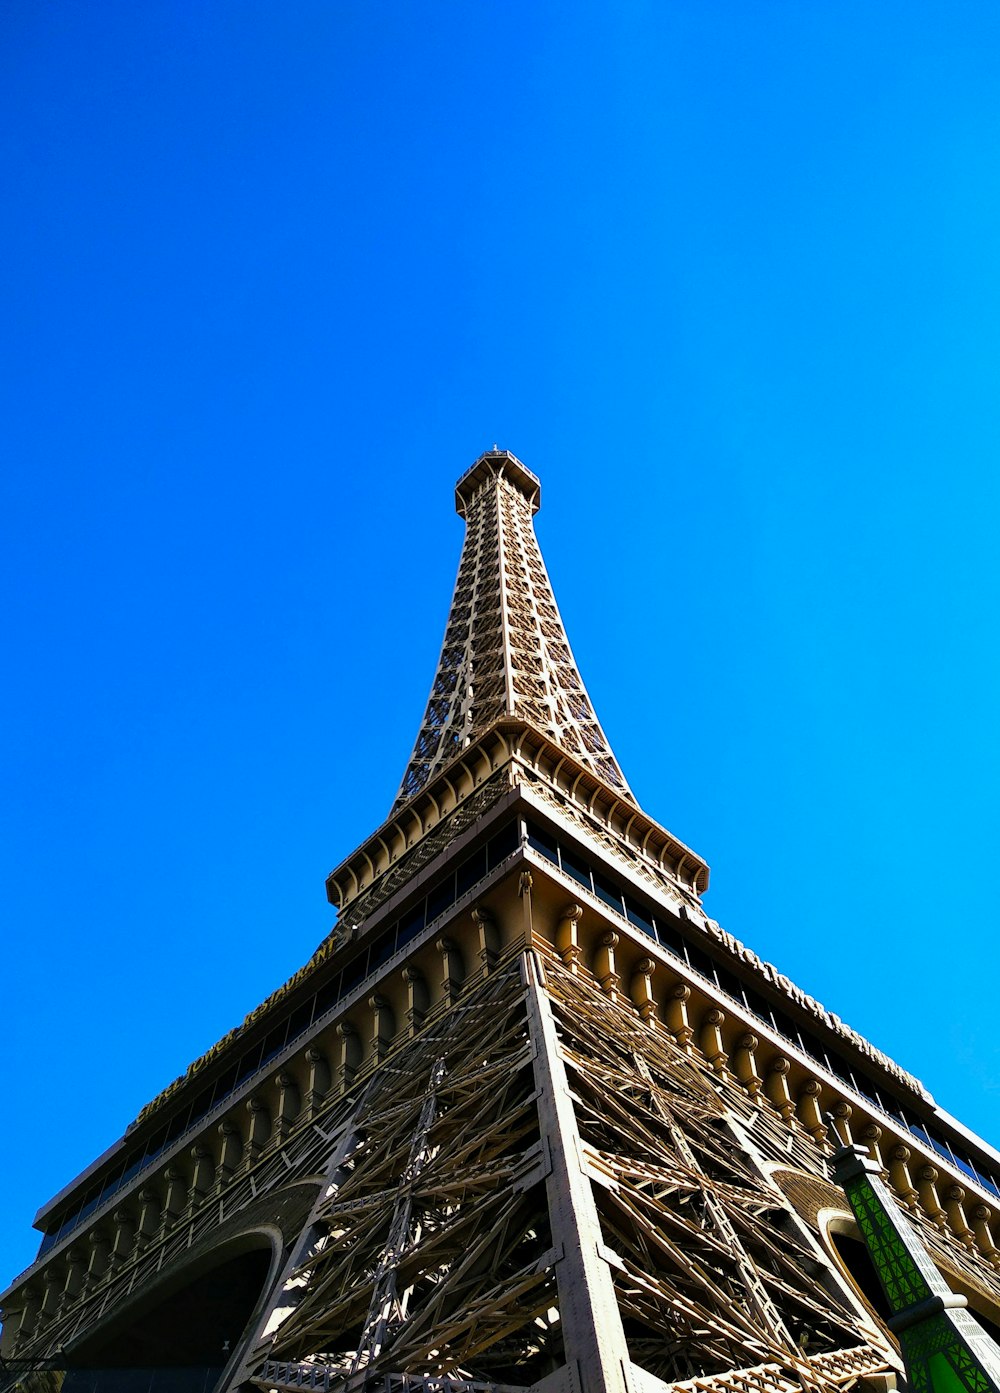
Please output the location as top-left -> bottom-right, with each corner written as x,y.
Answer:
454,448 -> 541,516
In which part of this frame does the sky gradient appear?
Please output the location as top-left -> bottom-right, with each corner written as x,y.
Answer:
4,2 -> 1000,1288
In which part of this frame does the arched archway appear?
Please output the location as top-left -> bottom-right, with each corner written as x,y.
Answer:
64,1237 -> 276,1393
823,1214 -> 893,1325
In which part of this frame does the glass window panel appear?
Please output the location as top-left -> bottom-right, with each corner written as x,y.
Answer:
926,1128 -> 954,1165
853,1075 -> 883,1109
526,822 -> 559,864
798,1034 -> 829,1068
487,821 -> 519,869
825,1055 -> 855,1088
426,875 -> 456,922
314,973 -> 343,1017
187,1087 -> 214,1126
953,1153 -> 980,1184
143,1125 -> 169,1161
741,985 -> 772,1023
456,847 -> 488,897
369,926 -> 397,969
560,848 -> 593,892
165,1108 -> 190,1143
341,955 -> 366,996
59,1210 -> 80,1241
685,943 -> 716,981
714,965 -> 743,1000
881,1098 -> 907,1124
261,1019 -> 289,1063
121,1151 -> 146,1186
593,871 -> 624,914
99,1164 -> 126,1200
212,1063 -> 239,1101
397,904 -> 426,948
235,1043 -> 263,1086
770,1008 -> 805,1051
79,1186 -> 102,1222
286,1000 -> 314,1040
655,919 -> 686,959
100,1177 -> 123,1207
624,898 -> 655,938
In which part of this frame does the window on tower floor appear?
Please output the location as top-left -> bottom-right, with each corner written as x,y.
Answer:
526,822 -> 558,863
560,847 -> 593,891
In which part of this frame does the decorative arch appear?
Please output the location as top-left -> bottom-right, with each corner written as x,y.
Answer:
66,1228 -> 281,1376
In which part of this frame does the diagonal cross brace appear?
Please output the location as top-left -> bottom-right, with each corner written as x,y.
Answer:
628,1049 -> 798,1356
349,1058 -> 448,1375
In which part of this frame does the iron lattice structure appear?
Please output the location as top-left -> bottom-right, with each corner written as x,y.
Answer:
393,452 -> 633,812
249,950 -> 884,1393
5,450 -> 1000,1393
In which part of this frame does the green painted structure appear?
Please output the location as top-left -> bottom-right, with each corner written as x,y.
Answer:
834,1145 -> 1000,1393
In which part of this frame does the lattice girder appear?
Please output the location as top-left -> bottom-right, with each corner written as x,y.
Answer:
3,948 -> 899,1393
393,452 -> 634,813
235,951 -> 888,1393
541,974 -> 868,1385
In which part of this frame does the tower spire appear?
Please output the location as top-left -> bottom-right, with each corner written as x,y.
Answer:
392,449 -> 635,813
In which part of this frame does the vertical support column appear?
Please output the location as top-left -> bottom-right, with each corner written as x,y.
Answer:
160,1165 -> 188,1233
699,1008 -> 729,1077
829,1102 -> 853,1148
764,1057 -> 796,1126
109,1207 -> 136,1270
593,932 -> 621,1004
915,1164 -> 949,1232
732,1031 -> 764,1101
663,983 -> 693,1053
273,1071 -> 302,1143
188,1144 -> 215,1211
402,966 -> 429,1036
943,1185 -> 977,1253
38,1270 -> 61,1326
436,937 -> 465,1006
555,904 -> 584,974
82,1229 -> 109,1294
796,1081 -> 828,1144
305,1046 -> 330,1118
244,1098 -> 271,1168
519,870 -> 534,943
11,1286 -> 40,1347
859,1121 -> 885,1169
972,1205 -> 1000,1269
336,1021 -> 361,1093
888,1145 -> 920,1211
216,1120 -> 243,1191
136,1186 -> 162,1247
58,1248 -> 85,1314
522,952 -> 635,1393
629,959 -> 657,1026
472,906 -> 500,976
368,994 -> 396,1064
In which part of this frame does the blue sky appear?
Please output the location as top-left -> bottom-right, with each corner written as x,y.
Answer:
4,2 -> 1000,1287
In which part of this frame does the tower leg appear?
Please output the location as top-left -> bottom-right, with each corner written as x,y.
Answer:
523,953 -> 635,1393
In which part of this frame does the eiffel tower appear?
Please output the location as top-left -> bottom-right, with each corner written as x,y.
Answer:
4,450 -> 1000,1393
